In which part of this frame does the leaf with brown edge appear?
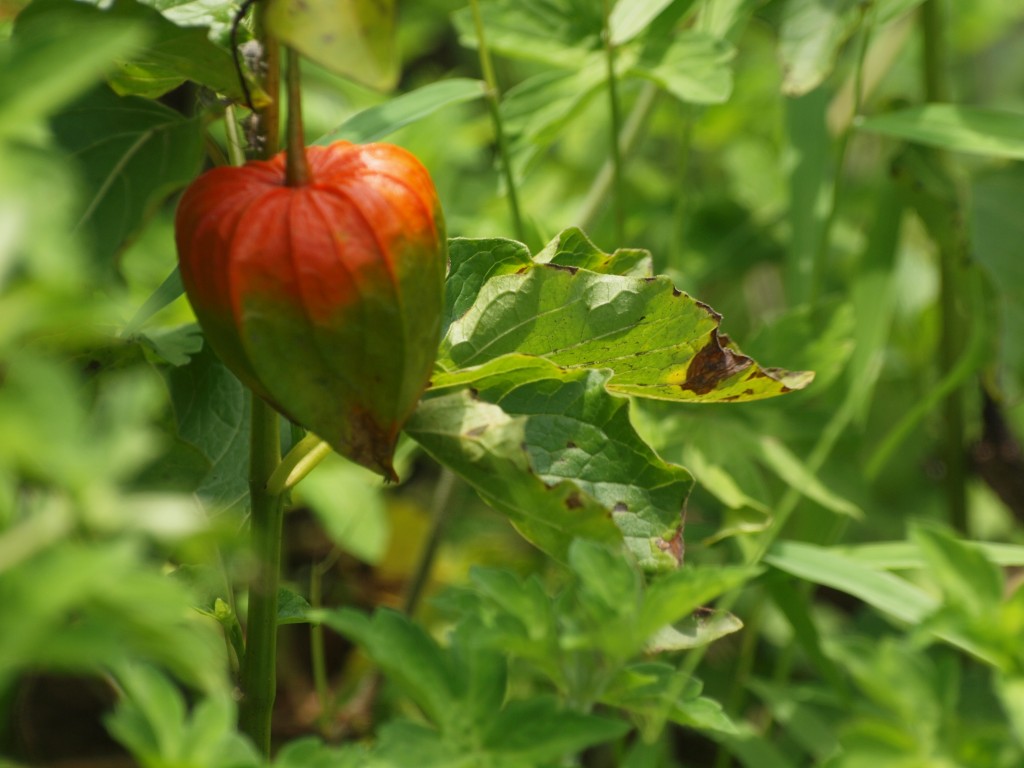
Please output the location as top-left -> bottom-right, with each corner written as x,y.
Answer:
437,239 -> 812,404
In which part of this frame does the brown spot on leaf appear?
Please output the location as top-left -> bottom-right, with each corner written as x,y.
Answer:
655,526 -> 685,566
612,502 -> 628,513
464,425 -> 487,438
672,287 -> 682,297
566,440 -> 577,449
565,492 -> 582,509
679,330 -> 753,395
550,264 -> 579,275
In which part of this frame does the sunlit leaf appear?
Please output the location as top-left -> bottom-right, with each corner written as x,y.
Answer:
858,104 -> 1024,160
452,0 -> 603,69
266,0 -> 398,91
438,243 -> 812,403
317,78 -> 486,145
609,0 -> 684,45
411,359 -> 691,571
627,30 -> 734,104
778,0 -> 862,96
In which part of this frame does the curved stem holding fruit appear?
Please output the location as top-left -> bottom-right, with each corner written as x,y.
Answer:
284,46 -> 311,187
237,11 -> 287,756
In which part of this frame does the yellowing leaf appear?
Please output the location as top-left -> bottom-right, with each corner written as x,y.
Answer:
265,0 -> 398,91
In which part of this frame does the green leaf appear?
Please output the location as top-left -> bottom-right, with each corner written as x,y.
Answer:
534,227 -> 653,276
406,381 -> 634,567
644,608 -> 744,652
997,676 -> 1024,749
755,436 -> 863,519
316,78 -> 486,145
51,86 -> 203,276
105,663 -> 260,767
783,88 -> 830,304
972,166 -> 1024,391
778,0 -> 863,96
0,540 -> 225,694
276,587 -> 312,626
138,323 -> 203,367
409,363 -> 689,571
3,0 -> 148,139
875,0 -> 927,24
857,104 -> 1024,159
765,540 -> 938,623
437,252 -> 812,403
318,608 -> 456,725
910,523 -> 1005,614
835,541 -> 1024,569
745,680 -> 840,761
568,538 -> 642,613
293,453 -> 389,564
627,30 -> 735,104
444,237 -> 534,335
602,663 -> 739,735
501,64 -> 607,177
123,268 -> 185,337
167,343 -> 251,512
482,696 -> 631,760
469,568 -> 556,645
22,0 -> 258,101
609,0 -> 688,45
639,565 -> 756,640
452,0 -> 603,69
136,0 -> 240,44
272,737 -> 368,768
266,0 -> 398,91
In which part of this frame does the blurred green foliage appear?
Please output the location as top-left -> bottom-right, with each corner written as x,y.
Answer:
3,0 -> 1024,766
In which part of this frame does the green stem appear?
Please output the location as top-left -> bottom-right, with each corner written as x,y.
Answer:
260,21 -> 281,158
810,4 -> 874,305
267,434 -> 332,496
237,18 -> 285,752
602,0 -> 625,242
402,468 -> 456,616
225,104 -> 247,168
284,47 -> 311,187
469,0 -> 526,243
921,0 -> 966,531
238,398 -> 284,754
309,552 -> 340,732
921,0 -> 950,103
578,82 -> 658,232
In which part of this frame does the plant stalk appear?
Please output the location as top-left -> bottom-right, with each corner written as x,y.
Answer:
469,0 -> 526,243
577,82 -> 658,232
238,16 -> 285,753
238,397 -> 284,754
284,46 -> 311,187
921,0 -> 966,531
810,4 -> 874,306
402,468 -> 456,616
601,0 -> 625,242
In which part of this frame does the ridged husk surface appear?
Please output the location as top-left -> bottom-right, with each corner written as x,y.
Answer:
175,141 -> 446,481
